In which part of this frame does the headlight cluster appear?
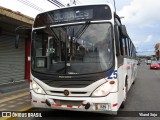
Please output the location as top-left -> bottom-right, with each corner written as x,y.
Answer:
31,81 -> 46,94
92,80 -> 116,96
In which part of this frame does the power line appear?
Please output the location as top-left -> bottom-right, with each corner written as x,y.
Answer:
52,0 -> 65,7
17,0 -> 45,12
47,0 -> 61,8
76,0 -> 82,4
55,0 -> 65,6
47,0 -> 65,8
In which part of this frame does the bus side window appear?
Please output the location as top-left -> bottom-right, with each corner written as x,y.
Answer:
122,38 -> 126,56
125,38 -> 129,57
118,26 -> 125,56
115,24 -> 126,56
114,25 -> 121,56
124,38 -> 128,56
127,39 -> 131,57
130,43 -> 133,57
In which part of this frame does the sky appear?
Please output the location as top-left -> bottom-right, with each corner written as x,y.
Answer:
1,0 -> 160,56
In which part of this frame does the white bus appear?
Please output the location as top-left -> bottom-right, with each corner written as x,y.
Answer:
16,3 -> 137,114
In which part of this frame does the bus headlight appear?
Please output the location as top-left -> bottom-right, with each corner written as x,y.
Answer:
91,81 -> 115,96
31,81 -> 46,94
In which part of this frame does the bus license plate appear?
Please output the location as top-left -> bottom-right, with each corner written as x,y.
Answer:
96,104 -> 108,110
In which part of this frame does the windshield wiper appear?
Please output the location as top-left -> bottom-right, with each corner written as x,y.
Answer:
73,21 -> 90,42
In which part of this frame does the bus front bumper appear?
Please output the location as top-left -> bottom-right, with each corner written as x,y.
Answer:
30,90 -> 118,115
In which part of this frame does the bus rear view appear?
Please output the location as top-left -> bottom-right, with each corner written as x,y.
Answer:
30,4 -> 137,115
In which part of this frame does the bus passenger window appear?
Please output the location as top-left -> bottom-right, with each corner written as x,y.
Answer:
122,38 -> 126,56
119,41 -> 123,56
118,27 -> 124,56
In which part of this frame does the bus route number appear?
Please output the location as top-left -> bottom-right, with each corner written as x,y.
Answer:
108,70 -> 117,79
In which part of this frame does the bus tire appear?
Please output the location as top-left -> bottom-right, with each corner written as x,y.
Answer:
120,80 -> 128,109
132,80 -> 135,85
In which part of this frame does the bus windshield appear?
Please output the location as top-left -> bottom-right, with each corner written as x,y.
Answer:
32,23 -> 113,75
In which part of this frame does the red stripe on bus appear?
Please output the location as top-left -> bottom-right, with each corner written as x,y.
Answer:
52,104 -> 61,106
41,101 -> 46,104
67,105 -> 72,108
82,104 -> 86,106
113,103 -> 118,107
33,100 -> 37,103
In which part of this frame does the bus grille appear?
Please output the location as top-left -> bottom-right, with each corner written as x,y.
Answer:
50,90 -> 87,95
53,99 -> 82,106
44,80 -> 97,88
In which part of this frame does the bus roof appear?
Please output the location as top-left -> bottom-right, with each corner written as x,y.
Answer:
33,3 -> 115,28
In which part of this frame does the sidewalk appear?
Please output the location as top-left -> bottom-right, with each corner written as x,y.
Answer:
0,81 -> 32,113
0,81 -> 29,94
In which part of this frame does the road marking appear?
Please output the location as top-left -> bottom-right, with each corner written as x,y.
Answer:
0,104 -> 7,107
0,108 -> 7,111
8,101 -> 17,104
16,102 -> 24,105
24,96 -> 29,98
0,117 -> 16,120
0,90 -> 30,119
16,99 -> 23,101
19,106 -> 32,112
0,92 -> 29,104
8,105 -> 16,108
25,99 -> 31,102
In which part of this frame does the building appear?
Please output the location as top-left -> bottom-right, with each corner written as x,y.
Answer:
0,6 -> 33,85
155,43 -> 160,60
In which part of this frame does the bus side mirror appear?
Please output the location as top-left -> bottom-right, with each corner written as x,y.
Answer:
15,25 -> 32,49
120,25 -> 128,38
15,34 -> 19,49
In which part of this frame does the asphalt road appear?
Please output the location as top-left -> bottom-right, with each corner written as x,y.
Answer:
18,63 -> 160,120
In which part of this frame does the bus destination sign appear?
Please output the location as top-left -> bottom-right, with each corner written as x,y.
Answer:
33,5 -> 112,28
53,9 -> 93,23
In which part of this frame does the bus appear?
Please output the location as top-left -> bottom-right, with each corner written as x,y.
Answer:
16,3 -> 137,115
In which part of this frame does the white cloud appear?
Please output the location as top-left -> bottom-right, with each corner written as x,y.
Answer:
118,0 -> 160,28
133,40 -> 141,46
145,35 -> 152,43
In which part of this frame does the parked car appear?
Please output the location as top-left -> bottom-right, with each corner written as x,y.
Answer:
147,60 -> 152,65
150,61 -> 160,69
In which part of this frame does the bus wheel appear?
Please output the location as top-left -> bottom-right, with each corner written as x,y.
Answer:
132,80 -> 135,85
120,81 -> 127,109
132,74 -> 136,84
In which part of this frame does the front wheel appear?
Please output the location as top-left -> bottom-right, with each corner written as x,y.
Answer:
120,82 -> 127,109
132,80 -> 135,84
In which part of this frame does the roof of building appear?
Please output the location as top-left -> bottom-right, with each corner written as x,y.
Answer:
155,43 -> 160,49
0,6 -> 33,25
